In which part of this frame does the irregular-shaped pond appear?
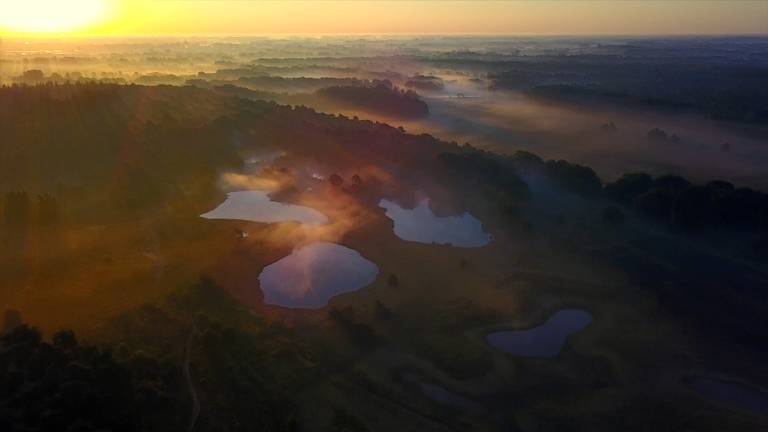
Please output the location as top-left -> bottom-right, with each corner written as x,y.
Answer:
259,242 -> 379,308
201,191 -> 327,224
419,383 -> 479,410
688,377 -> 768,413
401,372 -> 483,413
379,199 -> 491,247
486,309 -> 593,358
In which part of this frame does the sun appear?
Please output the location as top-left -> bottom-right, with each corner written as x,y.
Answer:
0,0 -> 113,34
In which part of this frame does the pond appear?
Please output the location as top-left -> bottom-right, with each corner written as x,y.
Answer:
258,242 -> 379,308
419,383 -> 480,411
486,309 -> 593,358
401,372 -> 483,413
201,191 -> 327,224
688,376 -> 768,414
379,199 -> 491,247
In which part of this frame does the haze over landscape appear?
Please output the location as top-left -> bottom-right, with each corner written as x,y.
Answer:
1,1 -> 768,432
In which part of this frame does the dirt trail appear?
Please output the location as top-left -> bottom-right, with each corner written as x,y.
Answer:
184,326 -> 200,432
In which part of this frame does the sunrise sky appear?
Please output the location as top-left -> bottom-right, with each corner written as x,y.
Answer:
0,0 -> 766,36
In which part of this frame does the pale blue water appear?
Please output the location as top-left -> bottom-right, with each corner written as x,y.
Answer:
201,190 -> 327,224
486,309 -> 593,358
259,242 -> 379,309
379,199 -> 491,247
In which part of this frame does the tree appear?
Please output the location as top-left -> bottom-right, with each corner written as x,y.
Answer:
544,159 -> 602,197
604,173 -> 653,205
374,301 -> 393,321
653,175 -> 690,192
510,150 -> 544,169
602,206 -> 625,225
2,309 -> 22,334
329,174 -> 344,187
20,69 -> 45,84
672,186 -> 714,229
647,127 -> 669,142
3,191 -> 30,226
0,326 -> 137,432
52,330 -> 78,351
37,193 -> 61,227
330,408 -> 370,432
634,188 -> 675,221
600,121 -> 617,132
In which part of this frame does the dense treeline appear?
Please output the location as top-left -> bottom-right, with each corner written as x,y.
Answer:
435,148 -> 530,216
488,51 -> 768,124
604,172 -> 768,232
0,277 -> 313,432
523,82 -> 768,125
3,82 -> 764,237
109,277 -> 307,432
316,82 -> 429,119
0,83 -> 248,220
447,143 -> 768,236
507,150 -> 603,197
404,75 -> 445,92
1,192 -> 61,228
0,325 -> 185,432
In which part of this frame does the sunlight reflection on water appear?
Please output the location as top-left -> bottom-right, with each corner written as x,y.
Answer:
259,242 -> 379,308
201,190 -> 327,224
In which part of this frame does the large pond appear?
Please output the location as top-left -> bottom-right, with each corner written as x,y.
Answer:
379,199 -> 491,247
259,242 -> 379,308
486,309 -> 593,358
201,191 -> 327,224
688,376 -> 768,413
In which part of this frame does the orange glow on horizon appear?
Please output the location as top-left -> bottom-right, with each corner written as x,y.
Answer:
0,1 -> 765,37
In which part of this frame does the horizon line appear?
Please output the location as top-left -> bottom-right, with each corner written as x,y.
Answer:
3,32 -> 768,40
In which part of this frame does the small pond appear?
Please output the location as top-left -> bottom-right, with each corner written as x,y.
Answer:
201,191 -> 327,224
258,242 -> 379,308
688,376 -> 768,414
419,383 -> 480,410
379,199 -> 491,247
486,309 -> 593,358
401,372 -> 483,412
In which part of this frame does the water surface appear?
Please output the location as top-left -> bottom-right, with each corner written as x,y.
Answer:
259,242 -> 379,308
379,199 -> 491,247
688,377 -> 768,414
401,372 -> 483,412
201,191 -> 327,224
419,383 -> 478,410
486,309 -> 593,358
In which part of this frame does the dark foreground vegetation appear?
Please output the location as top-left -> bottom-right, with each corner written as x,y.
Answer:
0,278 -> 304,432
